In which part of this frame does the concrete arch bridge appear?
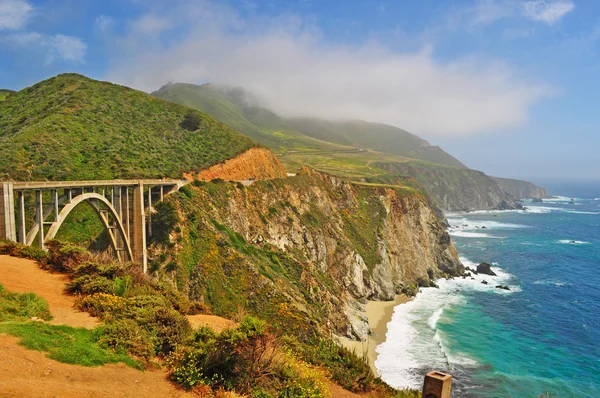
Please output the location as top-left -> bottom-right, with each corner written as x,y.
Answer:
0,180 -> 185,272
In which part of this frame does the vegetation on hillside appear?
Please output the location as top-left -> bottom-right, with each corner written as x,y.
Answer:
152,83 -> 465,168
0,238 -> 419,397
0,74 -> 257,181
0,89 -> 14,101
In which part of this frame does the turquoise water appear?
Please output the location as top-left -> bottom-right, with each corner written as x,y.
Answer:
376,194 -> 600,397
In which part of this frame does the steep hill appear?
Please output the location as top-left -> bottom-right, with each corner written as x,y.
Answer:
492,177 -> 549,199
0,74 -> 257,181
0,89 -> 14,101
372,161 -> 521,212
152,83 -> 466,168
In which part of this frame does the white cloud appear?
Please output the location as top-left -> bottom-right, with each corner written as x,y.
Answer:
105,2 -> 553,137
522,0 -> 575,24
95,15 -> 114,35
2,31 -> 86,64
0,0 -> 33,30
50,34 -> 86,63
469,0 -> 574,26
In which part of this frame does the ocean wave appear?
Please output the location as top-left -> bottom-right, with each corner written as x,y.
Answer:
447,217 -> 527,230
562,210 -> 600,215
449,230 -> 504,239
557,239 -> 590,245
533,279 -> 572,287
376,257 -> 518,389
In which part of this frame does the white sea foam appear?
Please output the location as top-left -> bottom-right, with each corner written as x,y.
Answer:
375,256 -> 518,389
534,280 -> 572,287
557,239 -> 590,245
449,230 -> 504,238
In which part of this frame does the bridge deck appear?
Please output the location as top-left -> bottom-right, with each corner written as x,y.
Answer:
12,179 -> 184,190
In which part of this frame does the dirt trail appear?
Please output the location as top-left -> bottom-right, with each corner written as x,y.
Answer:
187,314 -> 238,332
0,334 -> 193,398
0,255 -> 98,329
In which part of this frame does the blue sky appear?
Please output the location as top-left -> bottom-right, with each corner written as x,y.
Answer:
1,0 -> 599,183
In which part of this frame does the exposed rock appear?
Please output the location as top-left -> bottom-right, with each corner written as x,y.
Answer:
492,177 -> 549,200
477,262 -> 497,276
179,167 -> 463,341
531,198 -> 543,203
495,285 -> 510,290
481,280 -> 488,285
189,147 -> 287,181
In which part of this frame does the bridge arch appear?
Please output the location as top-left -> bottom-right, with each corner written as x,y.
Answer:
44,193 -> 134,262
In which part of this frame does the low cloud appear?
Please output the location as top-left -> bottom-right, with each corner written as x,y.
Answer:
106,2 -> 553,137
0,0 -> 33,30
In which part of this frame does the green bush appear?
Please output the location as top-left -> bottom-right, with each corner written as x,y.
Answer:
151,201 -> 179,245
0,239 -> 47,261
170,316 -> 283,393
96,319 -> 155,359
67,275 -> 113,295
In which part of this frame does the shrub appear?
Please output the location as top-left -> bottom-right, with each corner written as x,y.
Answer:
67,275 -> 113,295
0,239 -> 47,261
78,293 -> 128,318
113,276 -> 132,297
96,319 -> 155,359
170,316 -> 286,394
148,307 -> 192,355
151,201 -> 179,245
43,241 -> 88,272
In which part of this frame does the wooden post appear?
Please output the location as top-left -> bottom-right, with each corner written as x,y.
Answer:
422,371 -> 452,398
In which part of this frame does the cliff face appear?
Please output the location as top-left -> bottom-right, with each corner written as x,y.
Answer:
492,177 -> 549,199
160,168 -> 462,341
185,147 -> 286,181
372,162 -> 521,212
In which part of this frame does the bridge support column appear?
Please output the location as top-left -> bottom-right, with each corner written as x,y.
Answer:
36,190 -> 44,249
18,191 -> 26,244
0,182 -> 16,242
132,182 -> 147,272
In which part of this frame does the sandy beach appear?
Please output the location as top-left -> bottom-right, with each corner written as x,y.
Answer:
339,294 -> 411,376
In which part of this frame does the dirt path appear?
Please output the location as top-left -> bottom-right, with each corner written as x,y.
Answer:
187,314 -> 238,332
0,255 -> 98,329
0,334 -> 193,398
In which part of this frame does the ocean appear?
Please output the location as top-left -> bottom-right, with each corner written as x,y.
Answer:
375,191 -> 600,397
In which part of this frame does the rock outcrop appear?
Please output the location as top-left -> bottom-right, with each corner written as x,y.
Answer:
167,167 -> 462,341
186,147 -> 287,182
492,177 -> 549,199
477,262 -> 497,276
372,161 -> 521,212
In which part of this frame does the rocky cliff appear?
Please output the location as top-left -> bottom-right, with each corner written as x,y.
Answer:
492,177 -> 549,199
185,147 -> 286,181
372,161 -> 521,212
155,167 -> 462,341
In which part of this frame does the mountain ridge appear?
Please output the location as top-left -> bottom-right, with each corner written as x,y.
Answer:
152,82 -> 467,168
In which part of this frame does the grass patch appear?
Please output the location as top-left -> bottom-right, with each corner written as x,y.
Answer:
0,322 -> 141,368
0,283 -> 52,322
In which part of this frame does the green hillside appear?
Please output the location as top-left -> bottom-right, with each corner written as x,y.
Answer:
152,83 -> 466,168
0,74 -> 256,181
0,89 -> 14,102
152,83 -> 351,153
